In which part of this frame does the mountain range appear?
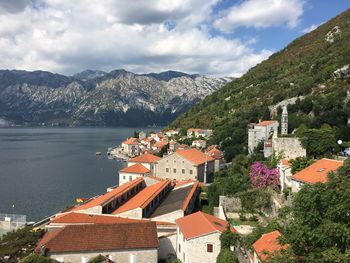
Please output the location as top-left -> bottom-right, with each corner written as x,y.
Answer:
170,8 -> 350,161
0,69 -> 231,127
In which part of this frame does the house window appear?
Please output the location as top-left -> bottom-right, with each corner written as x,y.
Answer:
166,168 -> 169,173
129,176 -> 132,181
183,236 -> 185,242
123,175 -> 126,180
189,170 -> 193,175
173,168 -> 177,173
179,243 -> 181,253
183,252 -> 185,262
207,244 -> 213,253
182,169 -> 185,174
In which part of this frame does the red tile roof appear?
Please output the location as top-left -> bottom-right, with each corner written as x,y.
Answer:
129,153 -> 161,163
119,163 -> 150,174
122,137 -> 139,145
50,212 -> 143,225
188,128 -> 201,132
153,141 -> 168,149
70,178 -> 143,211
112,180 -> 171,214
255,120 -> 278,126
206,147 -> 223,160
176,211 -> 236,240
182,181 -> 200,211
252,230 -> 287,261
291,158 -> 343,184
281,159 -> 292,167
35,222 -> 158,253
176,148 -> 214,165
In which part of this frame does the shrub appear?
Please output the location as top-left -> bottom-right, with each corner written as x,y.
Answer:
216,248 -> 238,263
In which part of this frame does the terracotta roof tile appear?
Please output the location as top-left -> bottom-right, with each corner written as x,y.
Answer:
112,180 -> 171,214
50,212 -> 143,225
176,211 -> 236,240
35,222 -> 158,253
182,181 -> 200,211
122,137 -> 139,145
176,148 -> 214,165
291,158 -> 343,184
70,178 -> 143,211
129,153 -> 161,163
119,163 -> 150,174
252,230 -> 287,261
255,120 -> 278,126
281,159 -> 292,167
206,147 -> 223,160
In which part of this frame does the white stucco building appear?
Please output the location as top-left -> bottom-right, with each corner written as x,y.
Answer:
248,120 -> 279,155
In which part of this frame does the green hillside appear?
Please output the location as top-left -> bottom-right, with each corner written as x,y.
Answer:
170,8 -> 350,161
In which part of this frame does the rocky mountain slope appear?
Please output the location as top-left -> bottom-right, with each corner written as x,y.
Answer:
0,69 -> 230,126
170,8 -> 350,161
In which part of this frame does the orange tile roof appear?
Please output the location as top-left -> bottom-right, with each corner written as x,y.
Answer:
153,141 -> 168,149
176,211 -> 236,240
281,159 -> 292,167
112,180 -> 171,214
50,212 -> 144,225
122,137 -> 139,145
291,158 -> 343,184
252,230 -> 287,261
188,128 -> 201,132
129,153 -> 161,163
174,179 -> 196,188
71,178 -> 144,211
182,181 -> 200,211
176,148 -> 214,165
206,147 -> 223,160
35,222 -> 158,253
119,163 -> 150,174
147,176 -> 165,181
255,120 -> 278,126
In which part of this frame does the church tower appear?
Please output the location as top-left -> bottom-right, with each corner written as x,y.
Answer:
281,106 -> 288,135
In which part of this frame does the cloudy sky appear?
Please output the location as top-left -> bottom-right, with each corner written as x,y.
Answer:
0,0 -> 348,77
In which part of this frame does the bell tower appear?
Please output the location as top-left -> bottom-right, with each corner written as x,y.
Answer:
281,106 -> 288,135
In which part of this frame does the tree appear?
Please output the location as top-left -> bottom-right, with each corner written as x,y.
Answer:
220,226 -> 239,249
290,156 -> 314,174
282,159 -> 350,261
250,162 -> 280,189
87,255 -> 105,263
20,254 -> 59,263
297,125 -> 337,157
216,249 -> 238,263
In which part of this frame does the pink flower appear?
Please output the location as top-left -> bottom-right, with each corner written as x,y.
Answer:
250,162 -> 280,188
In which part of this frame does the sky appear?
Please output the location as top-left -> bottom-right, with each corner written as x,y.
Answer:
0,0 -> 349,77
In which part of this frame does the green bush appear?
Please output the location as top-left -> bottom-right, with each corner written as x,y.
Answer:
19,254 -> 59,263
216,249 -> 238,263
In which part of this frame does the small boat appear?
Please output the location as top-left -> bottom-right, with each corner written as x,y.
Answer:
95,152 -> 102,155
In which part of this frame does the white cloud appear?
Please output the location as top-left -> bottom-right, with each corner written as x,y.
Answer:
0,0 -> 274,77
214,0 -> 305,33
301,22 -> 323,33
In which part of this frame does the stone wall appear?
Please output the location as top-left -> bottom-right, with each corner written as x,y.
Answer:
50,248 -> 158,263
219,196 -> 242,212
273,137 -> 306,159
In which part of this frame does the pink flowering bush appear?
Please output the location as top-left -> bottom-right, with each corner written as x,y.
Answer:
250,162 -> 280,188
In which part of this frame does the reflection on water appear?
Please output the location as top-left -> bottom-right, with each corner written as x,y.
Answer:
0,127 -> 155,221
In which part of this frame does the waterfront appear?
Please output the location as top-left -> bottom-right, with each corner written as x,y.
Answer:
0,127 -> 155,221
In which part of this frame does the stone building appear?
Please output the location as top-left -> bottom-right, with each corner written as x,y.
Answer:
281,106 -> 288,135
248,120 -> 279,155
291,158 -> 343,192
127,153 -> 161,175
175,211 -> 236,263
35,222 -> 159,263
154,148 -> 215,183
251,230 -> 286,263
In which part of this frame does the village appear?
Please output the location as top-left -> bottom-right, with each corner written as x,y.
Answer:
0,104 -> 342,263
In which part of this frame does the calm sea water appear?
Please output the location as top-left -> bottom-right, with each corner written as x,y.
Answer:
0,127 -> 156,221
